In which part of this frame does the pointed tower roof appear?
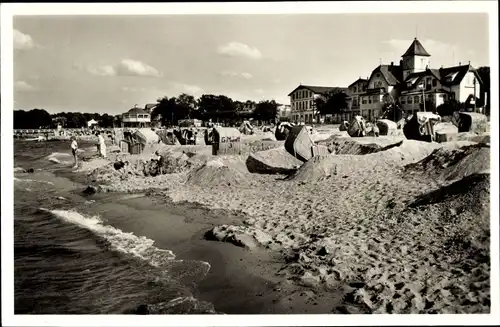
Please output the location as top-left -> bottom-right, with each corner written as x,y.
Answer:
402,37 -> 431,57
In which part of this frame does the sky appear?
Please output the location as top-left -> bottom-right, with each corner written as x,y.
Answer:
13,13 -> 489,114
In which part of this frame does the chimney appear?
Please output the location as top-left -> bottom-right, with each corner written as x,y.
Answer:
399,59 -> 403,66
134,104 -> 138,108
459,62 -> 461,66
391,61 -> 394,66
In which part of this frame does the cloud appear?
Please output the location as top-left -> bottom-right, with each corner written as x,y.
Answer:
15,80 -> 36,91
217,42 -> 262,59
88,65 -> 117,76
14,29 -> 35,50
115,59 -> 162,77
220,71 -> 253,79
82,59 -> 162,77
121,86 -> 147,92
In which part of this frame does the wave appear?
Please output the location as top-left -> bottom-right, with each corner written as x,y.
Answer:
14,177 -> 55,185
45,152 -> 72,165
39,208 -> 210,273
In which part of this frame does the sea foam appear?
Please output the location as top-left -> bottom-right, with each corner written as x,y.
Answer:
39,208 -> 211,275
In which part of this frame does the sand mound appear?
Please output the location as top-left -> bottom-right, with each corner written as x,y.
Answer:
185,157 -> 250,187
405,143 -> 490,181
246,147 -> 302,175
291,140 -> 441,183
317,136 -> 405,155
158,151 -> 191,174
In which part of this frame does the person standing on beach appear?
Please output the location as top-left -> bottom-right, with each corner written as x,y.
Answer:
70,136 -> 78,168
97,131 -> 107,158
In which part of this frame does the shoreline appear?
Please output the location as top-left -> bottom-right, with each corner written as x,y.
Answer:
46,164 -> 346,314
35,132 -> 491,314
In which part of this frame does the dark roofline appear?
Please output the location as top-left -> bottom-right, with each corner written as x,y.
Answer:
287,85 -> 347,96
402,37 -> 431,57
348,78 -> 369,88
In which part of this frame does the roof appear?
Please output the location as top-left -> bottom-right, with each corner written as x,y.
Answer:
439,64 -> 482,86
402,64 -> 481,92
369,65 -> 403,86
126,107 -> 148,115
402,38 -> 431,57
348,78 -> 368,88
288,85 -> 348,96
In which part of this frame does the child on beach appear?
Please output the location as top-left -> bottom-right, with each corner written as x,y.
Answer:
70,136 -> 78,168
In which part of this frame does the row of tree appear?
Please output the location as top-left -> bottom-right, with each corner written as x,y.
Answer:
13,109 -> 122,129
13,93 -> 280,129
150,93 -> 279,126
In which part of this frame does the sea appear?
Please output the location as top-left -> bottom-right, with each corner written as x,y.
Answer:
13,140 -> 217,314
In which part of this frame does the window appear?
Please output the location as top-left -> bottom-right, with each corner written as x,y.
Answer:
433,79 -> 437,87
414,96 -> 419,104
369,97 -> 372,104
407,97 -> 413,104
353,86 -> 357,93
401,96 -> 406,104
362,97 -> 367,104
376,73 -> 380,78
310,100 -> 313,108
374,96 -> 379,103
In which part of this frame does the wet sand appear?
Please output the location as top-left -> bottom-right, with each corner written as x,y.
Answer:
85,192 -> 346,314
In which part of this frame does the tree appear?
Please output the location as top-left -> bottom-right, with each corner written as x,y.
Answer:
197,94 -> 236,121
315,89 -> 349,118
476,66 -> 490,114
14,109 -> 52,129
153,96 -> 178,126
176,93 -> 197,119
113,114 -> 123,128
253,100 -> 278,123
99,113 -> 114,128
436,99 -> 461,117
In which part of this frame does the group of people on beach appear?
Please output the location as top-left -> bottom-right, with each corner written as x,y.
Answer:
70,130 -> 107,169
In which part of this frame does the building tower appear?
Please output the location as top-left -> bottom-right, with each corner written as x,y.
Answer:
401,37 -> 431,80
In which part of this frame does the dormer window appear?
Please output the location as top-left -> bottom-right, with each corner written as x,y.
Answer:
407,82 -> 412,87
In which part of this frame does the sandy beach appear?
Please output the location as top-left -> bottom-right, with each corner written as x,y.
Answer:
66,125 -> 490,314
